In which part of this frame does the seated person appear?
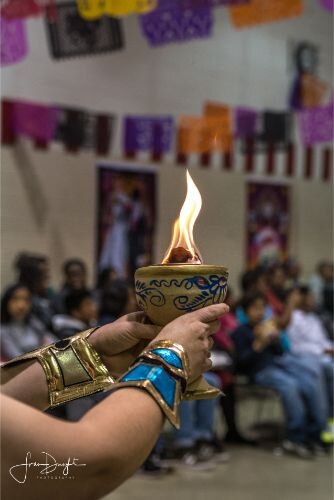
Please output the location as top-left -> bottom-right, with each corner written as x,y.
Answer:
14,253 -> 55,331
0,284 -> 54,361
288,286 -> 333,438
52,290 -> 98,339
98,279 -> 130,325
231,292 -> 326,458
52,258 -> 89,314
288,286 -> 333,358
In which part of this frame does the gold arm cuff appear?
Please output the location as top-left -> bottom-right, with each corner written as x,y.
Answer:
2,328 -> 114,407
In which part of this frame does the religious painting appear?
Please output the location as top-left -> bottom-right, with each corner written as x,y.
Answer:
246,182 -> 290,268
97,164 -> 156,281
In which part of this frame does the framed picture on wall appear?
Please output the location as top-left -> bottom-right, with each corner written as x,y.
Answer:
246,182 -> 290,268
96,163 -> 156,282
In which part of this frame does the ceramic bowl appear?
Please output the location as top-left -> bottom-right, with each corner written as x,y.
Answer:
135,264 -> 229,327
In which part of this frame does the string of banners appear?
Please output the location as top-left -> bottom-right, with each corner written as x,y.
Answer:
1,97 -> 333,182
1,100 -> 115,155
0,0 -> 313,66
2,0 -> 333,66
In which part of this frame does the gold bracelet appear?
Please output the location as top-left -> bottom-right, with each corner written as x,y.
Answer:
1,328 -> 114,407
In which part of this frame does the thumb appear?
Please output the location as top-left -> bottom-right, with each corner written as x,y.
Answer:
189,303 -> 230,323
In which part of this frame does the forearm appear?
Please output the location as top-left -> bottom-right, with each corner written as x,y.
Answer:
2,388 -> 164,500
0,361 -> 49,410
79,388 -> 164,497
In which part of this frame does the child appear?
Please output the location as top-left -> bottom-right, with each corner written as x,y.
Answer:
52,290 -> 98,339
288,286 -> 333,441
0,284 -> 53,361
232,292 -> 326,458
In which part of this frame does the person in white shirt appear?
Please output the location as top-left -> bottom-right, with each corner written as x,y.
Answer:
288,286 -> 333,438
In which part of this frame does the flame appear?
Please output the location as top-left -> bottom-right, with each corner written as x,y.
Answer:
162,170 -> 203,264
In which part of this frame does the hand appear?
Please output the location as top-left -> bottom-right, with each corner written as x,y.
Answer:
153,303 -> 229,383
253,320 -> 279,351
89,312 -> 161,378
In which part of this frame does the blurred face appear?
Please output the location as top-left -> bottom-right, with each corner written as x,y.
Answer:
288,263 -> 301,280
66,264 -> 86,290
8,287 -> 32,321
76,298 -> 97,324
246,299 -> 265,325
301,292 -> 316,312
271,268 -> 286,289
255,275 -> 268,294
34,259 -> 50,294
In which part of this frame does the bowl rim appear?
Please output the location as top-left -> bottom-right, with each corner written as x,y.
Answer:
135,264 -> 229,277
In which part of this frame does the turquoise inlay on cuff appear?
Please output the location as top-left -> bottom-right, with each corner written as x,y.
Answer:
121,363 -> 177,409
121,364 -> 152,382
151,348 -> 183,369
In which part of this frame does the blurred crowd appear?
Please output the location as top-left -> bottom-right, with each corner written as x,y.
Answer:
1,252 -> 333,473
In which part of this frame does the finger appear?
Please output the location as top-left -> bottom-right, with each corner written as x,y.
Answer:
189,304 -> 229,324
208,337 -> 214,350
122,311 -> 146,323
208,320 -> 220,335
129,322 -> 161,340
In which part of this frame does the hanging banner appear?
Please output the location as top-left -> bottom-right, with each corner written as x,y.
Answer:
123,116 -> 174,155
77,0 -> 157,20
139,2 -> 213,46
1,0 -> 57,19
97,164 -> 156,280
45,2 -> 124,59
1,0 -> 42,18
1,98 -> 115,154
54,107 -> 115,154
11,101 -> 59,142
246,182 -> 290,268
319,0 -> 334,11
298,101 -> 334,145
178,115 -> 232,154
141,0 -> 249,7
0,17 -> 28,66
235,107 -> 257,138
261,111 -> 292,144
204,101 -> 233,149
229,0 -> 303,28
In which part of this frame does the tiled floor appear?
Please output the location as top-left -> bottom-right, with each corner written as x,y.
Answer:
107,446 -> 333,500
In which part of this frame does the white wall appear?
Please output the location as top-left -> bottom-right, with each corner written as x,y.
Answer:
1,0 -> 333,291
2,0 -> 333,156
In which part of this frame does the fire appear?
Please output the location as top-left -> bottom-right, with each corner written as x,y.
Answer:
162,170 -> 203,264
